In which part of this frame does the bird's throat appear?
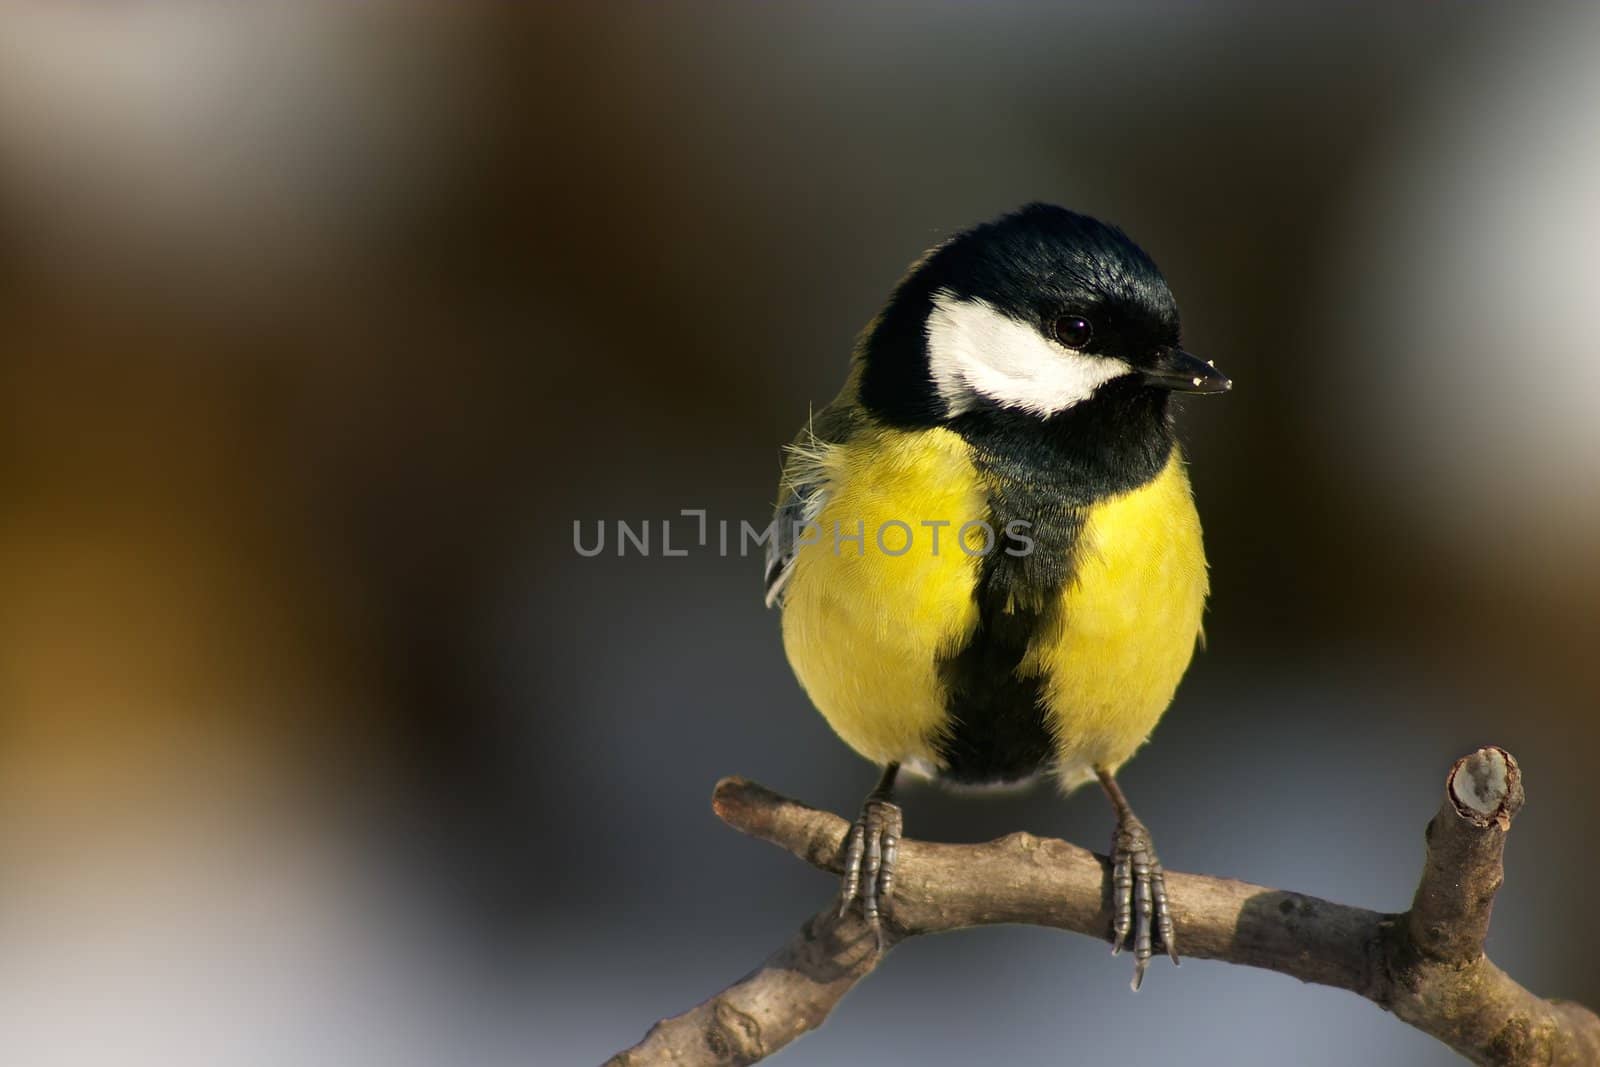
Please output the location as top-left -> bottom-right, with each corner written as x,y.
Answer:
947,379 -> 1175,505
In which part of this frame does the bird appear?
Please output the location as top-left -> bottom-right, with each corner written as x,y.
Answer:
764,203 -> 1229,990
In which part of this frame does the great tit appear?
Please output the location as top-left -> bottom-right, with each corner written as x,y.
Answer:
764,203 -> 1229,989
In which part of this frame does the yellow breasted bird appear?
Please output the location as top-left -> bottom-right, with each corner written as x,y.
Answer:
764,204 -> 1230,989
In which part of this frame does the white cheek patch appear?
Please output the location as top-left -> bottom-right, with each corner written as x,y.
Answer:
925,290 -> 1131,417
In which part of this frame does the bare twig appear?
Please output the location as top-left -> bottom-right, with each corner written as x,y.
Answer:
606,748 -> 1600,1066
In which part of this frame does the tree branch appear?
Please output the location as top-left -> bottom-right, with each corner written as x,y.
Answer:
606,748 -> 1600,1066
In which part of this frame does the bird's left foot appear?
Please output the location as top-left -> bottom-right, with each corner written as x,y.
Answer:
1109,812 -> 1178,991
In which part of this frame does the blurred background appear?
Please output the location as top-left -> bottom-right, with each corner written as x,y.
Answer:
1,4 -> 1596,1065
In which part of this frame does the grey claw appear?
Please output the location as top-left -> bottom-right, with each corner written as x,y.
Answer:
1110,846 -> 1133,955
1134,855 -> 1153,968
838,797 -> 902,949
1152,869 -> 1179,965
861,817 -> 883,925
839,818 -> 866,917
1109,814 -> 1178,989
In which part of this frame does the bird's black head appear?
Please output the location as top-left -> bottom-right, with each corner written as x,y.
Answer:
857,203 -> 1228,428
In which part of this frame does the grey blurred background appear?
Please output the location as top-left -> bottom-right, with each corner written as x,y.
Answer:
0,4 -> 1596,1065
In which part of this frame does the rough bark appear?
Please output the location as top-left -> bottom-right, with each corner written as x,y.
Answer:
607,748 -> 1600,1066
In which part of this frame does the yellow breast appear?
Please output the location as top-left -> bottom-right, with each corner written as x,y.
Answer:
780,430 -> 1208,785
1026,451 -> 1208,787
780,427 -> 984,767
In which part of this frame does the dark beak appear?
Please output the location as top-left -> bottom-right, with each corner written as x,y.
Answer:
1142,348 -> 1232,395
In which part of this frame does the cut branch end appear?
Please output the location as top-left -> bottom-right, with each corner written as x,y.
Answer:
608,749 -> 1600,1067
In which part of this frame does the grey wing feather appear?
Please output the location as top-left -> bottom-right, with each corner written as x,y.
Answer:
763,402 -> 859,609
763,484 -> 821,608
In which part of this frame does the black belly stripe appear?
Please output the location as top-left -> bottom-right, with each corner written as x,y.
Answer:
933,382 -> 1175,786
934,564 -> 1065,784
934,485 -> 1082,784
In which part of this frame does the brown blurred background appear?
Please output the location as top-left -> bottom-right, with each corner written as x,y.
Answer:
1,4 -> 1596,1065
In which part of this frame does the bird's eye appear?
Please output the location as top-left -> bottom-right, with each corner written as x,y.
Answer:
1053,315 -> 1093,349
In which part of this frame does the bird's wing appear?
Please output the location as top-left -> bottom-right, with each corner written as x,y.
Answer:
764,403 -> 859,609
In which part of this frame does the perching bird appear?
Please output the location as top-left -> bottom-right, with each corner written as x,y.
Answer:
764,204 -> 1229,990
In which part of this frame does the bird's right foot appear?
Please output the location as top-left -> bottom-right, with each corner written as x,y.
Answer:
838,794 -> 902,950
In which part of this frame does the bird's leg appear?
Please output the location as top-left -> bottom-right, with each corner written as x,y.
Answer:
1096,767 -> 1178,991
838,762 -> 902,951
